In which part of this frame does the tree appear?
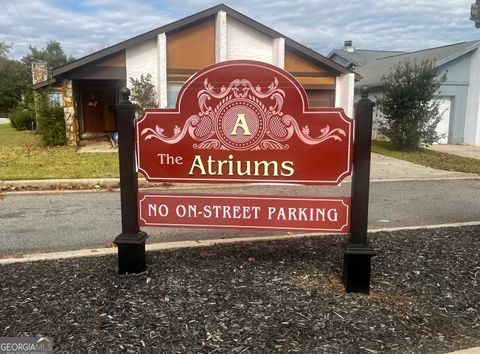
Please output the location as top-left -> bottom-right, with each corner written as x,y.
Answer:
376,59 -> 446,150
129,74 -> 158,114
0,41 -> 11,58
0,40 -> 75,115
0,41 -> 30,115
471,0 -> 480,27
21,40 -> 75,70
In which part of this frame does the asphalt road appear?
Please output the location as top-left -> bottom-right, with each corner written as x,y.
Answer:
0,179 -> 479,256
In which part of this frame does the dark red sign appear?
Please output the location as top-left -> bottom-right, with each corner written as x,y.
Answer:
135,60 -> 353,185
138,192 -> 350,233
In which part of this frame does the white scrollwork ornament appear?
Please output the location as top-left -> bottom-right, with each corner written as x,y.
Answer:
142,77 -> 346,150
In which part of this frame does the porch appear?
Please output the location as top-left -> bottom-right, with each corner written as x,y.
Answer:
57,51 -> 127,147
72,79 -> 126,144
77,132 -> 117,153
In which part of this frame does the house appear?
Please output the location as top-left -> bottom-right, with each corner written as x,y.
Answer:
329,40 -> 480,145
32,4 -> 355,147
328,40 -> 405,70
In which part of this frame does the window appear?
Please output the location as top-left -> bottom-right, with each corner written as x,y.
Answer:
305,90 -> 335,107
167,83 -> 183,108
48,92 -> 64,107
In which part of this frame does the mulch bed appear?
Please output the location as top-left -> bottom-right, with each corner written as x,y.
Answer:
1,226 -> 479,353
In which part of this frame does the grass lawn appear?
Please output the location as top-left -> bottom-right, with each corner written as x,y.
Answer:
1,124 -> 479,180
372,140 -> 480,175
0,124 -> 118,180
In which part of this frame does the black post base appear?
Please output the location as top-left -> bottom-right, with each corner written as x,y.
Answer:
115,232 -> 148,275
343,243 -> 376,293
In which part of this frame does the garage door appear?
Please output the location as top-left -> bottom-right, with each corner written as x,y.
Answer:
436,97 -> 451,144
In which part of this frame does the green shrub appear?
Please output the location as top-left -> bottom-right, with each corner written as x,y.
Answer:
10,106 -> 36,131
34,89 -> 66,146
129,74 -> 157,114
37,105 -> 66,146
377,59 -> 446,150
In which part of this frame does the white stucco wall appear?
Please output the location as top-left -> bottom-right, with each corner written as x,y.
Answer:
335,73 -> 355,117
126,39 -> 159,104
226,17 -> 274,63
464,47 -> 480,145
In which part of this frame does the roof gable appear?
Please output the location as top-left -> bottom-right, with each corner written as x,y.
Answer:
52,3 -> 351,79
356,40 -> 480,87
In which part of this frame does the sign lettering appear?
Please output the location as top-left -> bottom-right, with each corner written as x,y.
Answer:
138,193 -> 350,233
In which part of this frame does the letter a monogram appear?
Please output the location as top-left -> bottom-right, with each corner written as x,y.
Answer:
230,113 -> 252,136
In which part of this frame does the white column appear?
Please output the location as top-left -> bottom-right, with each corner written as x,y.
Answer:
215,11 -> 227,63
335,73 -> 355,117
157,33 -> 167,108
273,38 -> 285,69
334,78 -> 341,108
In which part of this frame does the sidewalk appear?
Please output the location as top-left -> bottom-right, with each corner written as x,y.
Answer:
369,153 -> 476,181
429,144 -> 480,160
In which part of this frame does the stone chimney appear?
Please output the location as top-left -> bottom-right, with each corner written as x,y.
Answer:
31,61 -> 49,85
343,40 -> 354,52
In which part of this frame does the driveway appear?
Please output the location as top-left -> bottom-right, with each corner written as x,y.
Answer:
429,144 -> 480,160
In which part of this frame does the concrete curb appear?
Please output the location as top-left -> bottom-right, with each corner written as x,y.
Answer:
1,220 -> 479,265
0,178 -> 254,190
1,176 -> 479,192
1,178 -> 119,188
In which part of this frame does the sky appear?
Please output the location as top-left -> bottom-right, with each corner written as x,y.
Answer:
1,0 -> 479,60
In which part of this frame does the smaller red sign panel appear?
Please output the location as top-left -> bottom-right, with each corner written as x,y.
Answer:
138,193 -> 350,233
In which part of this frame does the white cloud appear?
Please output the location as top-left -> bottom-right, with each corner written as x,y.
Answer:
0,0 -> 479,60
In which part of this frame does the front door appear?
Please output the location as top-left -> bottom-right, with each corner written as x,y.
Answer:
82,90 -> 104,132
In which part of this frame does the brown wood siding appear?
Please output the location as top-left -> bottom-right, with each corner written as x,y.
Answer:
285,50 -> 330,73
167,69 -> 195,83
69,66 -> 126,80
96,52 -> 125,67
167,20 -> 215,70
305,90 -> 335,108
285,50 -> 337,86
295,76 -> 336,85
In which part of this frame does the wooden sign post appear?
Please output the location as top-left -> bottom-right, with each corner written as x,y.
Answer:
343,87 -> 376,293
114,88 -> 148,275
115,61 -> 376,293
